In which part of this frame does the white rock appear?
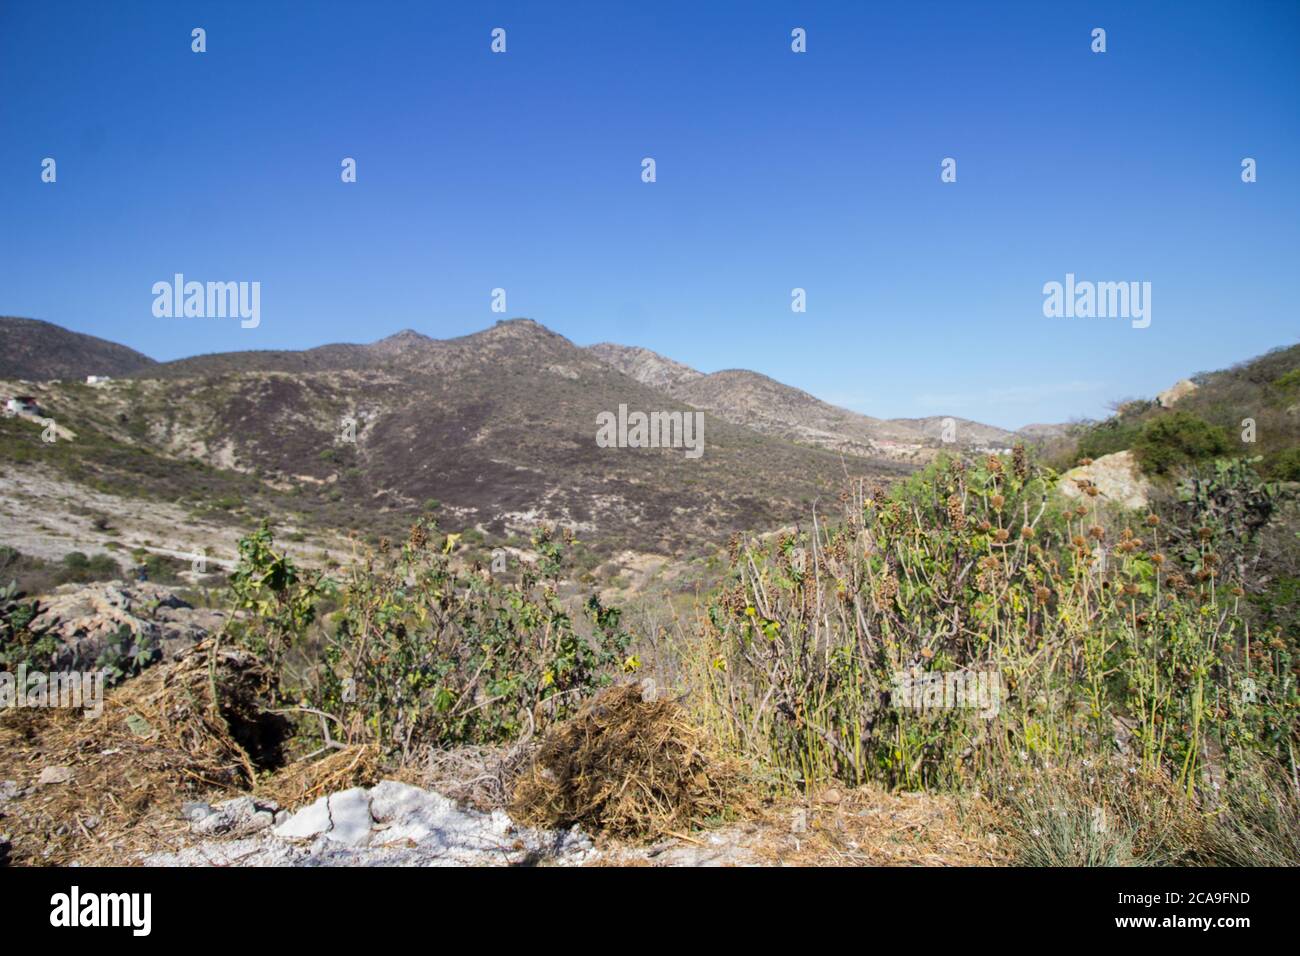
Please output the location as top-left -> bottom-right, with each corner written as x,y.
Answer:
1060,450 -> 1152,510
154,780 -> 597,867
273,793 -> 340,841
324,788 -> 375,846
37,766 -> 74,785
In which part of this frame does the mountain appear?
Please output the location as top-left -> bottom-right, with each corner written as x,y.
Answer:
0,317 -> 157,381
0,319 -> 909,561
586,342 -> 1020,461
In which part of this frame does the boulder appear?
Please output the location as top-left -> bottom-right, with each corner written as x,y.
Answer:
1157,379 -> 1198,408
1060,450 -> 1152,510
27,581 -> 225,672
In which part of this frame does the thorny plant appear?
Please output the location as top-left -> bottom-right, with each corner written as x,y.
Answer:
688,448 -> 1297,803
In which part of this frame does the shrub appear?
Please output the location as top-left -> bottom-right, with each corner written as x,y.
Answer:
1264,446 -> 1300,481
1133,412 -> 1232,474
1075,419 -> 1143,463
58,551 -> 121,584
686,452 -> 1295,800
228,521 -> 633,759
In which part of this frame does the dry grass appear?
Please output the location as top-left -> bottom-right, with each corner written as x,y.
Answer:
586,785 -> 1005,866
418,742 -> 533,813
748,786 -> 1006,866
0,640 -> 287,865
254,743 -> 381,810
512,683 -> 744,841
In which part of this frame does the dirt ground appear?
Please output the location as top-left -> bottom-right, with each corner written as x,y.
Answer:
0,463 -> 355,571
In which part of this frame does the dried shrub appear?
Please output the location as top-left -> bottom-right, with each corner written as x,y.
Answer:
512,683 -> 739,840
0,639 -> 286,865
255,743 -> 381,810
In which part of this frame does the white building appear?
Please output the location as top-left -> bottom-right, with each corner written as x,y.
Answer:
5,396 -> 39,415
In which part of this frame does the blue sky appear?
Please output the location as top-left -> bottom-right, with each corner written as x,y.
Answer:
1,0 -> 1296,428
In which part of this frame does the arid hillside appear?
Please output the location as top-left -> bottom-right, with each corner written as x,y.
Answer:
1,319 -> 912,561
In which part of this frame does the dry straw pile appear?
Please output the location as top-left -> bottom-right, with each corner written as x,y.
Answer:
512,683 -> 740,840
0,640 -> 287,865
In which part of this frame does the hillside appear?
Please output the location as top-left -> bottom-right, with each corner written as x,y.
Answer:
0,317 -> 157,381
0,319 -> 909,565
587,341 -> 1021,460
1050,343 -> 1300,479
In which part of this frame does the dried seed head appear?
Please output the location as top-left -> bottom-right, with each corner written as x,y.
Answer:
946,493 -> 965,528
1013,443 -> 1029,480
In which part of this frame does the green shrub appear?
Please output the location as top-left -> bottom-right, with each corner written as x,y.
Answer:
228,521 -> 633,759
1133,412 -> 1231,474
1075,419 -> 1142,463
687,452 -> 1294,800
1264,446 -> 1300,481
1272,367 -> 1300,398
57,551 -> 122,584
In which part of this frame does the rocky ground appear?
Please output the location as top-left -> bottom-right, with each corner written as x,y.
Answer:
0,464 -> 355,573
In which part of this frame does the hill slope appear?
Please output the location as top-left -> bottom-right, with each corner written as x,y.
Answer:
587,341 -> 1019,460
1050,343 -> 1300,479
2,319 -> 909,559
0,317 -> 157,381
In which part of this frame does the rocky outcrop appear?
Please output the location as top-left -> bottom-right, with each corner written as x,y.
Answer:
147,780 -> 596,867
1157,379 -> 1198,408
1059,450 -> 1153,510
27,581 -> 225,672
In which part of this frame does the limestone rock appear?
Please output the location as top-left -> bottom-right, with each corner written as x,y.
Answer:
27,581 -> 225,672
1157,379 -> 1198,408
1060,450 -> 1152,511
150,779 -> 595,866
189,796 -> 281,838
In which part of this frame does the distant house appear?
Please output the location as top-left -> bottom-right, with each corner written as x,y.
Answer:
5,396 -> 40,415
86,375 -> 112,385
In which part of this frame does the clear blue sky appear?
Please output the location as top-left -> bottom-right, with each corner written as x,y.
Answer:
1,0 -> 1296,428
